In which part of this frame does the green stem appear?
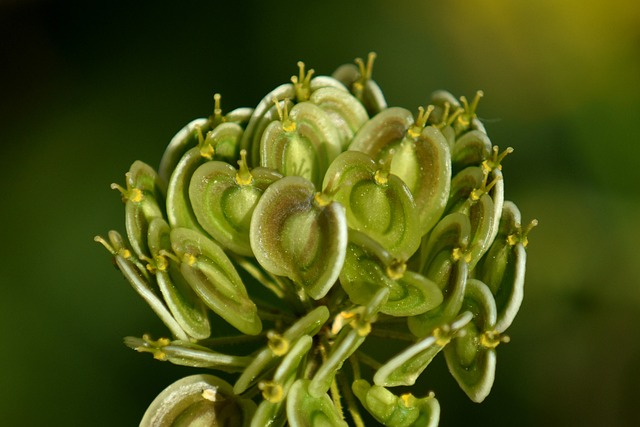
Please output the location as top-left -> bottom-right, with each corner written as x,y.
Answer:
338,372 -> 366,427
369,327 -> 417,342
197,333 -> 266,347
355,351 -> 382,370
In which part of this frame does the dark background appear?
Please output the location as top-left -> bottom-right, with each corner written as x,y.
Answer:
1,0 -> 639,425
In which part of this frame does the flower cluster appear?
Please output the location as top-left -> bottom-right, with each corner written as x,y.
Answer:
97,53 -> 535,426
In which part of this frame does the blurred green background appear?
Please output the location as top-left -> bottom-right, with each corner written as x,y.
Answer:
1,0 -> 639,425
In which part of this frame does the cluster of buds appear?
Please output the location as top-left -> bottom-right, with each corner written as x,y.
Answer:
97,53 -> 535,426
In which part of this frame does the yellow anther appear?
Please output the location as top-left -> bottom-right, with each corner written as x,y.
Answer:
142,334 -> 171,347
433,326 -> 452,347
235,149 -> 254,186
120,249 -> 132,259
159,249 -> 181,264
332,308 -> 369,335
482,146 -> 514,173
471,170 -> 502,202
331,312 -> 351,335
183,253 -> 197,266
267,331 -> 289,356
201,387 -> 220,402
353,320 -> 371,337
283,120 -> 296,132
407,105 -> 434,138
480,330 -> 510,349
274,97 -> 296,132
341,311 -> 357,320
199,128 -> 216,160
457,90 -> 484,128
314,192 -> 332,207
154,255 -> 168,272
111,183 -> 143,203
375,149 -> 394,186
292,61 -> 315,102
128,188 -> 143,203
374,169 -> 388,185
199,142 -> 214,160
400,393 -> 416,407
451,247 -> 471,263
259,381 -> 284,403
386,259 -> 407,280
507,218 -> 538,248
152,351 -> 167,361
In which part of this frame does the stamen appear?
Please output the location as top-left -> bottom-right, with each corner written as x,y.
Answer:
482,146 -> 514,172
235,150 -> 254,186
183,253 -> 197,266
385,259 -> 407,280
407,105 -> 434,138
451,247 -> 471,263
267,331 -> 290,356
259,381 -> 284,403
433,326 -> 452,347
199,127 -> 215,160
314,192 -> 332,207
292,61 -> 315,102
201,387 -> 220,402
374,149 -> 394,185
480,330 -> 510,349
457,90 -> 484,128
111,183 -> 143,203
274,97 -> 296,132
353,52 -> 377,98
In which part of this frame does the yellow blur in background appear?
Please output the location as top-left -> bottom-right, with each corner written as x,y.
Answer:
1,1 -> 638,425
